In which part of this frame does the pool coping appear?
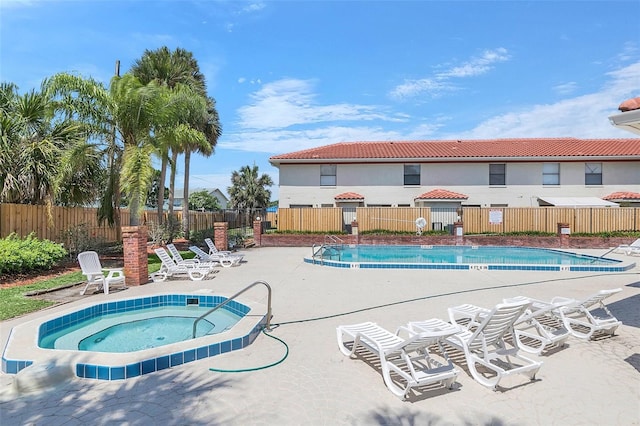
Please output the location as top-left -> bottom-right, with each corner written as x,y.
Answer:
2,292 -> 267,381
305,245 -> 636,272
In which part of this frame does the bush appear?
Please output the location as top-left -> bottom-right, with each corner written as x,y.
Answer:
148,216 -> 183,246
59,223 -> 107,256
190,228 -> 214,245
0,233 -> 67,275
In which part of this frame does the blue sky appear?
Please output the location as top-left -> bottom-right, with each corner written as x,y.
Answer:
1,1 -> 639,202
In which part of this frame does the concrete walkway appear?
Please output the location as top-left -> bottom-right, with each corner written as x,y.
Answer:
1,247 -> 639,425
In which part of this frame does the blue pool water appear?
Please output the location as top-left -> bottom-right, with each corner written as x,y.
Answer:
39,306 -> 242,353
306,245 -> 631,272
3,294 -> 267,380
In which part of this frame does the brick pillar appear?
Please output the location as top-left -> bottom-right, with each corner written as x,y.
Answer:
253,218 -> 262,247
122,226 -> 149,286
214,222 -> 228,251
557,223 -> 570,248
351,220 -> 360,244
453,221 -> 464,246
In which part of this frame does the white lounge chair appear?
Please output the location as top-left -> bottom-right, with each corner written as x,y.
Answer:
204,238 -> 234,256
336,321 -> 460,399
449,298 -> 571,355
152,248 -> 215,281
77,251 -> 126,295
189,246 -> 241,268
502,296 -> 571,354
166,243 -> 219,269
613,238 -> 640,255
412,300 -> 543,390
551,288 -> 622,340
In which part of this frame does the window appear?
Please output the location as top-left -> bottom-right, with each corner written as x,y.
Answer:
543,163 -> 560,185
489,164 -> 506,186
404,164 -> 420,185
585,163 -> 602,185
320,164 -> 336,186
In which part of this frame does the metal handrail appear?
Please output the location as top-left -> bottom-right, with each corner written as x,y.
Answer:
192,280 -> 273,339
325,234 -> 344,245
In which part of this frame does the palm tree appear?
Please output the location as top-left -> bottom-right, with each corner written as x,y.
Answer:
0,81 -> 92,206
131,46 -> 210,226
181,95 -> 221,238
44,73 -> 124,235
45,72 -> 175,227
228,165 -> 273,227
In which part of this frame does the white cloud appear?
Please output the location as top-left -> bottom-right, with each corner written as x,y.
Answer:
553,81 -> 578,95
242,2 -> 266,13
0,0 -> 36,9
388,79 -> 457,101
221,59 -> 640,157
389,48 -> 510,100
449,61 -> 640,139
436,48 -> 510,79
237,78 -> 406,130
220,125 -> 404,154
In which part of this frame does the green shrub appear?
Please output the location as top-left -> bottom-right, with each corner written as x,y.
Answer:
148,216 -> 183,246
0,233 -> 67,275
190,228 -> 214,245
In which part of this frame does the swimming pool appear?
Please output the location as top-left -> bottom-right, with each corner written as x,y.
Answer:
40,305 -> 243,353
306,245 -> 634,272
2,293 -> 267,380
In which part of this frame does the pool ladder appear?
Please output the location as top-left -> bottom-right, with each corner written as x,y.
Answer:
312,235 -> 345,265
192,280 -> 273,339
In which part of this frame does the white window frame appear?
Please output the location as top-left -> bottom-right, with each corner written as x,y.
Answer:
320,164 -> 336,186
543,163 -> 560,186
489,164 -> 506,186
404,164 -> 421,186
585,163 -> 602,185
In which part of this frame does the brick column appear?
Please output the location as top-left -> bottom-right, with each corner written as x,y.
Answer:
453,221 -> 464,246
253,218 -> 262,247
351,219 -> 360,245
557,223 -> 570,248
122,226 -> 149,286
214,222 -> 228,251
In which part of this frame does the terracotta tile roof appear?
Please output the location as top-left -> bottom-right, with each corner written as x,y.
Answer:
602,191 -> 640,200
415,189 -> 468,200
619,97 -> 640,112
334,192 -> 364,200
270,138 -> 640,163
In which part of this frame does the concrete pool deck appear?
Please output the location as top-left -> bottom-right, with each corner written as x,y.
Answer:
1,247 -> 639,425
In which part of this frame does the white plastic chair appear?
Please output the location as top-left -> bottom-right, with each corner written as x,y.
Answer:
613,238 -> 640,255
77,251 -> 126,295
502,296 -> 571,354
336,321 -> 460,399
152,247 -> 214,281
551,288 -> 622,340
204,238 -> 234,256
189,246 -> 240,268
166,243 -> 219,268
412,300 -> 543,390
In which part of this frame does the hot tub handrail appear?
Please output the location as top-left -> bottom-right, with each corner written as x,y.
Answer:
192,280 -> 273,339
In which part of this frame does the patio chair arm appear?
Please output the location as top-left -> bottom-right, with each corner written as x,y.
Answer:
103,268 -> 124,278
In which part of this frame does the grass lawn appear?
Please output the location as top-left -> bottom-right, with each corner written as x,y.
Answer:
0,251 -> 178,321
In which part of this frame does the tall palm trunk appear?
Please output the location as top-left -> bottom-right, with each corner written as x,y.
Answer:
157,155 -> 168,224
182,150 -> 191,238
168,149 -> 178,216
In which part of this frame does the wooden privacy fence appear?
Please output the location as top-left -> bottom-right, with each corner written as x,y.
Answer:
0,203 -> 131,243
272,207 -> 640,233
2,203 -> 638,242
0,203 -> 264,244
